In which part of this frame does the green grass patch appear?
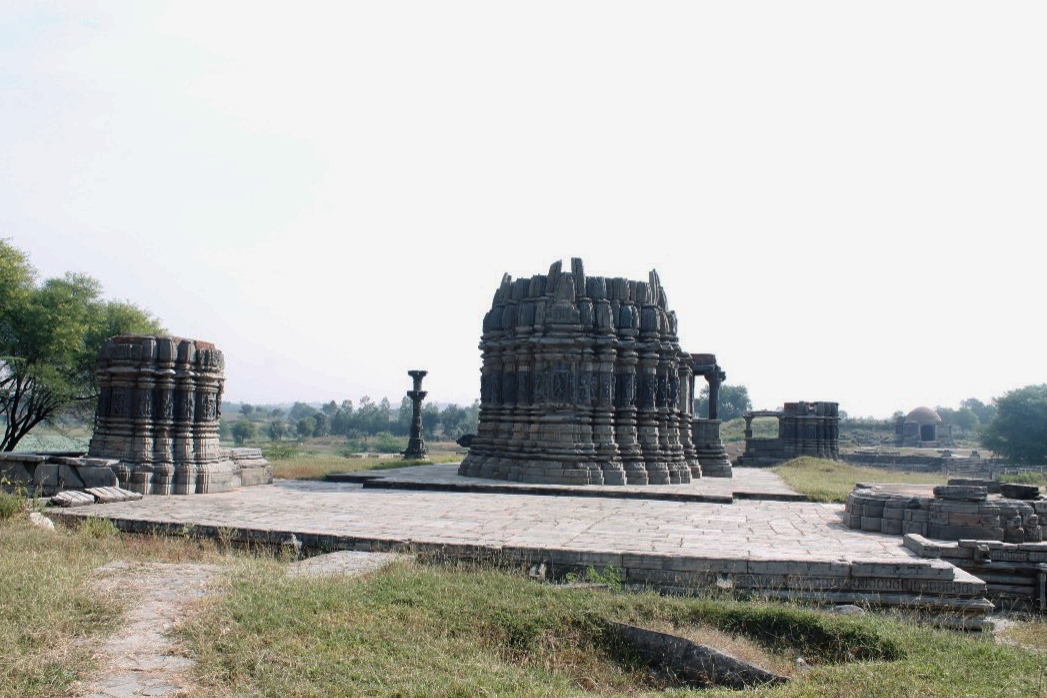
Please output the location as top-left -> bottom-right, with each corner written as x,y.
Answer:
771,457 -> 948,503
181,559 -> 1045,697
1000,471 -> 1047,488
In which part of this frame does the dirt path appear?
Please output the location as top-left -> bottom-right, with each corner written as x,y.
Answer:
76,561 -> 220,698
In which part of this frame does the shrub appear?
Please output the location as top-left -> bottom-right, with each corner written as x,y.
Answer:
373,431 -> 405,454
262,440 -> 301,461
0,491 -> 24,520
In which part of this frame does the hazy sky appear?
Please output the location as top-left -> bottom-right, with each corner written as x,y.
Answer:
4,2 -> 1045,417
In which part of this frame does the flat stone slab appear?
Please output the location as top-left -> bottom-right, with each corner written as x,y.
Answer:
326,464 -> 802,503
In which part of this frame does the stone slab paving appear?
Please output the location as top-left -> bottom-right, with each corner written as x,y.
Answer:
77,561 -> 219,698
329,464 -> 801,502
55,480 -> 909,563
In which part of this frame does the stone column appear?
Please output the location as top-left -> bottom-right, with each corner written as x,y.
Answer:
613,281 -> 647,485
171,340 -> 197,494
591,276 -> 625,485
150,337 -> 177,495
636,283 -> 669,485
128,337 -> 157,494
678,361 -> 702,478
402,370 -> 429,460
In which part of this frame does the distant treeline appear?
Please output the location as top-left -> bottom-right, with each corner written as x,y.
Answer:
227,398 -> 480,443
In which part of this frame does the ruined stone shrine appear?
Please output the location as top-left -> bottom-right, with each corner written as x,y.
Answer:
88,335 -> 271,494
736,401 -> 840,466
459,258 -> 727,485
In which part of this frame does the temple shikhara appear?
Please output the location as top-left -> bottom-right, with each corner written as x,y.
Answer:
460,258 -> 731,485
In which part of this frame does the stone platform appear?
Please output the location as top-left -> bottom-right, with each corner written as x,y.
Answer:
49,476 -> 993,618
326,464 -> 804,503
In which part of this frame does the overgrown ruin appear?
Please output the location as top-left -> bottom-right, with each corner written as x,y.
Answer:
460,258 -> 730,485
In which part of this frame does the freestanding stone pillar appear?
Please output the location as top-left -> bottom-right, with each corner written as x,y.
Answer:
690,353 -> 733,478
402,370 -> 429,460
460,259 -> 712,485
89,335 -> 271,494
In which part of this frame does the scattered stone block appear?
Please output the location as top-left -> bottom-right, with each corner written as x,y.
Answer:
28,512 -> 54,530
50,490 -> 97,507
606,621 -> 788,690
1000,483 -> 1041,500
85,487 -> 142,504
934,485 -> 988,502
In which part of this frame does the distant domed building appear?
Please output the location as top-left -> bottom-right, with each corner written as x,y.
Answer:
895,406 -> 953,447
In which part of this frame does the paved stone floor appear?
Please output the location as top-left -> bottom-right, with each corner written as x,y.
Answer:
342,463 -> 798,499
55,475 -> 918,564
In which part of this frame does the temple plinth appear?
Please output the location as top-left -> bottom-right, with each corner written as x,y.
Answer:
402,370 -> 430,460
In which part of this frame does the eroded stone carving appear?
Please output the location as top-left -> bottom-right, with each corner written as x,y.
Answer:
459,259 -> 716,485
88,335 -> 271,494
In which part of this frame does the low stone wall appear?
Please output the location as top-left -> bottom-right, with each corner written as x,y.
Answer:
0,448 -> 271,496
0,452 -> 120,496
905,534 -> 1047,611
844,485 -> 1045,543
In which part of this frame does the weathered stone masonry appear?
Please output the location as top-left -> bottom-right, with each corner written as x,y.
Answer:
460,259 -> 725,485
88,335 -> 271,494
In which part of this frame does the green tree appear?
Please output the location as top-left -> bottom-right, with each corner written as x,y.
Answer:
961,397 -> 997,426
440,403 -> 469,439
240,403 -> 254,418
0,240 -> 162,450
321,400 -> 338,416
312,412 -> 329,437
270,407 -> 284,419
288,401 -> 317,422
694,383 -> 751,422
330,408 -> 349,436
980,384 -> 1047,464
267,420 -> 286,441
421,402 -> 440,437
231,419 -> 256,445
395,396 -> 412,436
296,417 -> 315,438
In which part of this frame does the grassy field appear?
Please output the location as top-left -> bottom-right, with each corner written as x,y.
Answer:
181,560 -> 1045,697
771,458 -> 949,503
2,506 -> 1044,697
263,437 -> 464,480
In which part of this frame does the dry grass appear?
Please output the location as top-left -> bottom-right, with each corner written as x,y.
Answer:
771,457 -> 949,502
0,510 -> 238,698
270,452 -> 461,480
1001,617 -> 1047,652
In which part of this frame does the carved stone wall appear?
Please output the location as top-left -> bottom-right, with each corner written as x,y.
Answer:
88,335 -> 271,494
736,401 -> 840,467
459,259 -> 703,485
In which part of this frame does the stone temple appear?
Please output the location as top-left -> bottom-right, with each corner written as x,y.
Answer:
88,335 -> 271,494
459,259 -> 729,485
